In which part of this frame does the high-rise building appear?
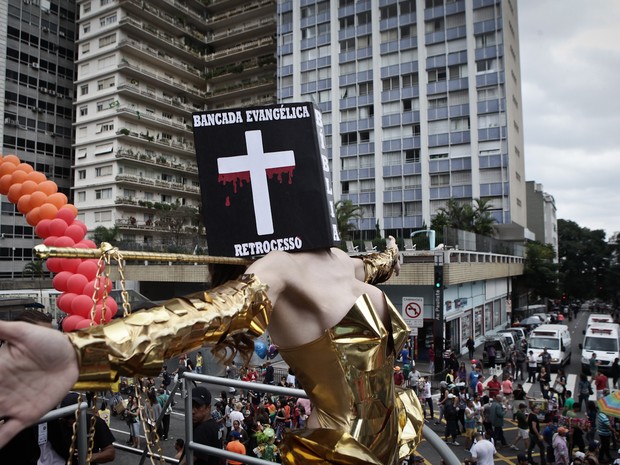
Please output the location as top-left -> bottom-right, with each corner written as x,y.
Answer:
1,0 -> 76,279
72,0 -> 276,252
277,0 -> 529,241
526,180 -> 558,259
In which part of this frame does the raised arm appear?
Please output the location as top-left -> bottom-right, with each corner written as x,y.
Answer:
353,235 -> 400,284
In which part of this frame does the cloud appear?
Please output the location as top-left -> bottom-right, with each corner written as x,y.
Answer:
519,1 -> 620,237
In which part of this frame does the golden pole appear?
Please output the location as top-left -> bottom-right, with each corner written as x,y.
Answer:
33,243 -> 254,265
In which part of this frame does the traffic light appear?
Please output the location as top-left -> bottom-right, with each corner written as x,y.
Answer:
434,266 -> 443,290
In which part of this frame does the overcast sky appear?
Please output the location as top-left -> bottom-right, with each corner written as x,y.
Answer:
518,1 -> 620,239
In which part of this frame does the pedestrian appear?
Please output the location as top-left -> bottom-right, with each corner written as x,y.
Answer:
486,375 -> 501,399
589,353 -> 600,382
539,366 -> 551,400
156,387 -> 172,440
185,385 -> 221,465
490,394 -> 508,448
553,426 -> 570,465
225,430 -> 246,465
393,366 -> 405,386
595,371 -> 609,400
515,347 -> 526,381
527,350 -> 538,383
584,440 -> 600,465
486,344 -> 496,370
527,405 -> 547,465
444,393 -> 460,446
465,336 -> 476,361
464,399 -> 478,449
597,411 -> 613,463
429,345 -> 436,374
420,376 -> 434,420
408,364 -> 421,394
610,358 -> 620,390
469,364 -> 482,398
466,431 -> 497,464
196,351 -> 204,375
511,403 -> 529,452
554,368 -> 567,407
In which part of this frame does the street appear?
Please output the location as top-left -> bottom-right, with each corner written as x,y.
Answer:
105,305 -> 614,465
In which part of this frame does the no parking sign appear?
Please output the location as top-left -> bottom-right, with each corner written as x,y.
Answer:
402,297 -> 424,329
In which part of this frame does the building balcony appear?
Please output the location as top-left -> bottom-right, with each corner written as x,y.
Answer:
207,0 -> 253,15
207,15 -> 275,48
206,56 -> 276,84
206,0 -> 273,27
207,78 -> 274,102
119,16 -> 206,66
121,0 -> 209,40
115,147 -> 199,174
142,0 -> 206,26
115,106 -> 193,135
117,84 -> 195,115
115,217 -> 201,234
115,129 -> 196,156
115,174 -> 201,196
204,36 -> 275,67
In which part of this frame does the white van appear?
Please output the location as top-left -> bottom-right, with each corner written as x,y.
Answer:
580,323 -> 620,374
585,314 -> 614,332
527,324 -> 572,370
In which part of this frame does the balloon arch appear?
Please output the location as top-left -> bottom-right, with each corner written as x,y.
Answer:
0,154 -> 116,331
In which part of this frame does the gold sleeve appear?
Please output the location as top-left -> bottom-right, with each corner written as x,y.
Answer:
357,247 -> 398,285
67,274 -> 271,391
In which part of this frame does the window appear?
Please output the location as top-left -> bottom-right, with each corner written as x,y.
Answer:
95,188 -> 112,200
430,174 -> 450,186
97,55 -> 115,70
79,106 -> 88,116
95,165 -> 113,177
96,98 -> 115,111
428,96 -> 448,109
405,149 -> 420,163
77,191 -> 86,202
83,3 -> 91,13
477,58 -> 501,74
96,121 -> 114,133
80,84 -> 89,95
94,210 -> 112,222
100,13 -> 117,27
358,82 -> 373,96
339,15 -> 354,29
382,77 -> 399,91
99,33 -> 116,47
78,170 -> 86,179
402,73 -> 419,88
450,117 -> 470,131
341,132 -> 357,145
340,38 -> 355,52
97,76 -> 115,90
82,42 -> 90,54
428,68 -> 447,83
83,22 -> 91,34
77,148 -> 87,159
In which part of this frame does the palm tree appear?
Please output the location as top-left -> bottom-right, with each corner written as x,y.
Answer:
90,226 -> 120,245
23,259 -> 47,303
335,200 -> 362,240
472,198 -> 497,237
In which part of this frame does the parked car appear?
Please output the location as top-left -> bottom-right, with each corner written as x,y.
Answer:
496,330 -> 517,349
481,335 -> 512,367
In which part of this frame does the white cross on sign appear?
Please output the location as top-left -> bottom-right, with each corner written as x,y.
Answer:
217,130 -> 295,235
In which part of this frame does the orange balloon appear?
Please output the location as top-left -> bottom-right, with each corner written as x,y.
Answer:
0,174 -> 12,195
25,171 -> 46,184
20,180 -> 38,196
0,162 -> 17,177
17,194 -> 32,214
10,170 -> 29,184
2,155 -> 20,166
7,183 -> 23,203
15,163 -> 33,173
60,203 -> 78,218
37,180 -> 58,196
26,206 -> 42,226
48,192 -> 68,208
39,203 -> 58,220
29,191 -> 48,209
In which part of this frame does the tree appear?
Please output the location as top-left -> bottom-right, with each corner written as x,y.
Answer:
523,241 -> 559,302
23,259 -> 48,302
335,200 -> 362,241
471,198 -> 497,237
431,198 -> 497,237
90,226 -> 120,245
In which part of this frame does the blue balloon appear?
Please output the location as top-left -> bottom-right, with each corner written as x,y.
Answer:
254,341 -> 267,359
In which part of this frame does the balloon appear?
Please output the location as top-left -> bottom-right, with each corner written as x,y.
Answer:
48,192 -> 68,209
16,194 -> 32,214
83,276 -> 113,301
29,191 -> 48,209
67,273 -> 88,295
7,183 -> 23,204
10,170 -> 29,184
39,203 -> 59,220
46,257 -> 63,273
0,161 -> 17,177
65,224 -> 85,243
57,292 -> 77,313
73,220 -> 88,235
52,271 -> 74,292
60,204 -> 78,218
62,315 -> 85,332
15,163 -> 33,173
77,260 -> 99,281
2,154 -> 20,166
0,174 -> 13,195
43,235 -> 59,246
54,236 -> 75,248
103,296 -> 118,317
91,304 -> 114,324
75,319 -> 94,330
77,239 -> 97,249
59,258 -> 81,273
35,218 -> 52,238
254,341 -> 267,359
56,207 -> 75,225
37,180 -> 58,196
49,218 -> 68,237
20,180 -> 38,196
25,171 -> 46,184
25,206 -> 42,226
72,294 -> 95,318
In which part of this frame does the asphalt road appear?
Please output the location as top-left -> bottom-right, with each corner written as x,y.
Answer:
106,305 -> 618,465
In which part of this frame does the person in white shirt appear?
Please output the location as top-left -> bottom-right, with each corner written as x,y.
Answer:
467,432 -> 497,465
526,350 -> 538,383
408,366 -> 421,394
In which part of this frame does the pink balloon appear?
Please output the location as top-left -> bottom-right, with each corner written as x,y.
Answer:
54,236 -> 75,248
35,219 -> 52,239
65,224 -> 85,243
43,236 -> 59,246
72,294 -> 95,318
83,276 -> 113,302
73,220 -> 88,235
67,273 -> 88,294
58,292 -> 77,313
92,304 -> 114,324
59,258 -> 81,273
49,218 -> 68,237
52,271 -> 73,292
46,257 -> 62,273
103,296 -> 118,316
77,260 -> 99,281
75,319 -> 94,330
77,239 -> 97,249
55,207 -> 75,225
62,315 -> 85,332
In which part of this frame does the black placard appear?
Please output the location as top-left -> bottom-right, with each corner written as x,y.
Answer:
192,103 -> 338,258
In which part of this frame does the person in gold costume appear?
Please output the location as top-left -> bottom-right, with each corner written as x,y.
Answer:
0,237 -> 423,464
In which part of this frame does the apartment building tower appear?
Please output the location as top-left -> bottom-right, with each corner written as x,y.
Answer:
277,0 -> 528,240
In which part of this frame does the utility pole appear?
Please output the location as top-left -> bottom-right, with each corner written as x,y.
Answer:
433,252 -> 445,373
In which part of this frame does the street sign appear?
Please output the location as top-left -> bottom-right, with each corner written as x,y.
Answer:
410,328 -> 418,336
402,297 -> 424,329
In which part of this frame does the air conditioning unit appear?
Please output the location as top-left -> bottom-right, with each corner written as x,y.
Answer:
23,0 -> 30,4
49,90 -> 56,96
42,27 -> 49,32
57,94 -> 64,99
39,87 -> 46,93
5,118 -> 16,125
59,31 -> 65,37
37,108 -> 44,113
31,62 -> 39,69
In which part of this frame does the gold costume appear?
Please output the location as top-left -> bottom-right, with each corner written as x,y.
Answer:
67,248 -> 423,464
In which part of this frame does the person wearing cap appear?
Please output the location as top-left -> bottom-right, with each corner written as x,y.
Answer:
572,450 -> 586,465
444,393 -> 460,446
393,365 -> 405,386
182,385 -> 220,465
553,426 -> 569,465
225,430 -> 246,465
585,440 -> 600,465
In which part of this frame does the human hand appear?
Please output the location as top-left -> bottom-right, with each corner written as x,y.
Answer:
0,321 -> 79,448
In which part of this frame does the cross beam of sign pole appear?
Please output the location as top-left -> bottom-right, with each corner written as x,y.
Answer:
218,130 -> 295,235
